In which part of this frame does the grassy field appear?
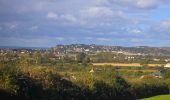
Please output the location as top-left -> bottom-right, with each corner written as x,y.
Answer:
92,63 -> 164,67
142,94 -> 170,100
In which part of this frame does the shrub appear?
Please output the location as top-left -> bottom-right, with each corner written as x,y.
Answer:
131,79 -> 169,99
163,68 -> 170,79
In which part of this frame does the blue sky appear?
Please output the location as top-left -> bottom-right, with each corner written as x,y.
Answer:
0,0 -> 170,47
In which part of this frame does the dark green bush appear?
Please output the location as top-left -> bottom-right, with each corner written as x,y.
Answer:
0,66 -> 169,100
131,80 -> 169,99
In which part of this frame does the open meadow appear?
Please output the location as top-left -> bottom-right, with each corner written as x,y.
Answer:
142,94 -> 170,100
92,63 -> 165,67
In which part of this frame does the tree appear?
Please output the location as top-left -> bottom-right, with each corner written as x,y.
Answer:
163,69 -> 170,78
82,56 -> 90,65
18,54 -> 29,67
76,53 -> 86,63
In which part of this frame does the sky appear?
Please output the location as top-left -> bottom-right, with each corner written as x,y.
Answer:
0,0 -> 170,47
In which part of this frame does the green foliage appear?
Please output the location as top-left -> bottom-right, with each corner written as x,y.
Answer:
163,69 -> 170,79
76,52 -> 87,63
92,80 -> 114,100
82,56 -> 90,65
0,74 -> 19,94
131,79 -> 169,99
0,60 -> 169,100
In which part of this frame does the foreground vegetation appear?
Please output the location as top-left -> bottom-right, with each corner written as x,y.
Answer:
0,64 -> 170,100
1,53 -> 170,100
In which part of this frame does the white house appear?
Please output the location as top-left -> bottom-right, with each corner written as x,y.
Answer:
164,63 -> 170,68
90,68 -> 94,73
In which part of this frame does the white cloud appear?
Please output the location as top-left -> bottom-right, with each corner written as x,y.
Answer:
47,12 -> 58,19
85,37 -> 93,40
47,6 -> 123,27
55,37 -> 64,41
136,0 -> 159,9
152,19 -> 170,33
96,0 -> 110,5
80,6 -> 122,18
1,0 -> 170,47
29,26 -> 39,31
2,22 -> 19,30
160,20 -> 170,29
147,19 -> 170,40
77,6 -> 129,28
60,14 -> 77,22
9,25 -> 17,29
129,29 -> 143,34
96,38 -> 112,41
108,0 -> 159,10
130,38 -> 142,42
47,12 -> 77,23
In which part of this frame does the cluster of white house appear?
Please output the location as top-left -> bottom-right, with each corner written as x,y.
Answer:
164,63 -> 170,68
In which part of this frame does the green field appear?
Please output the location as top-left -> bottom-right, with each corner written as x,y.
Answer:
142,94 -> 170,100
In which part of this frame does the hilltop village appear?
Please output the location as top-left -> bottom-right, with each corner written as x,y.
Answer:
1,44 -> 170,64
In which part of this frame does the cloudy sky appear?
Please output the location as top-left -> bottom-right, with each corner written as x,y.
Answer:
0,0 -> 170,47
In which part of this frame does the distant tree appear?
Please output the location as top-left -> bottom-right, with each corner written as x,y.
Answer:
33,53 -> 41,65
63,55 -> 74,63
18,54 -> 29,67
76,53 -> 86,63
163,69 -> 170,78
82,56 -> 90,65
140,59 -> 150,67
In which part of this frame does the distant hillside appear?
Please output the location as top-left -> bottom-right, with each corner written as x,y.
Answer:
53,44 -> 170,56
0,46 -> 47,49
